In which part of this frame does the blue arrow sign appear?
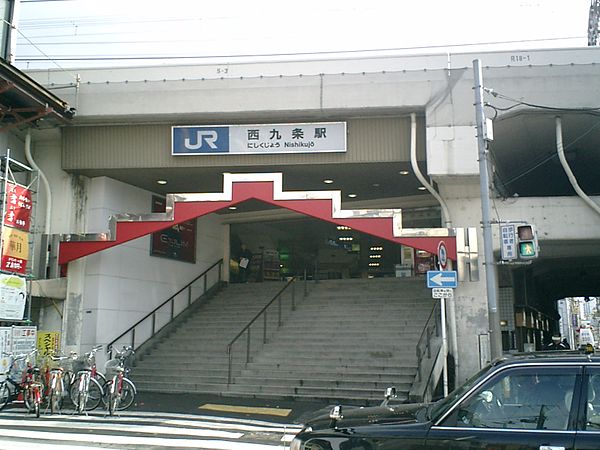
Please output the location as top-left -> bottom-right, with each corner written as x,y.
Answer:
427,270 -> 458,288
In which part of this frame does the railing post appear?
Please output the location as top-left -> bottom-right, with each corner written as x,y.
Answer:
278,295 -> 282,327
227,346 -> 233,385
219,261 -> 222,283
304,269 -> 307,297
204,274 -> 207,293
246,329 -> 251,363
426,330 -> 431,359
263,311 -> 268,343
188,285 -> 192,307
131,328 -> 136,349
151,313 -> 156,335
292,282 -> 296,311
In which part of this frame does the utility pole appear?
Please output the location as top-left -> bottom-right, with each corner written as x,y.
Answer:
473,59 -> 503,361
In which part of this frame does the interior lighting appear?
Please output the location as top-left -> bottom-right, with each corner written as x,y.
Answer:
399,170 -> 410,175
369,254 -> 382,259
372,183 -> 380,187
370,246 -> 383,251
323,179 -> 334,184
368,262 -> 380,267
228,206 -> 237,210
156,180 -> 167,185
338,236 -> 353,241
337,225 -> 352,230
418,186 -> 427,191
348,193 -> 357,198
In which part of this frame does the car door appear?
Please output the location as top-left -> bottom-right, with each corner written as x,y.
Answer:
425,365 -> 582,450
574,367 -> 600,450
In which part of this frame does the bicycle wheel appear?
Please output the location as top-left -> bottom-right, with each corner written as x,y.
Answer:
116,378 -> 136,411
0,382 -> 10,410
49,382 -> 63,414
82,377 -> 103,411
34,387 -> 41,418
24,387 -> 34,412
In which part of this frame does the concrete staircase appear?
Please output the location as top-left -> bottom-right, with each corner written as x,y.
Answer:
132,277 -> 434,405
131,281 -> 291,394
226,278 -> 434,404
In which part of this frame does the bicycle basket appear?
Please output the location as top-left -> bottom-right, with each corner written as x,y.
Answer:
72,357 -> 91,373
104,358 -> 121,378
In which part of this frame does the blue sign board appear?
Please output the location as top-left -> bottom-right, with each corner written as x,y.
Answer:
427,270 -> 458,288
172,126 -> 230,154
171,122 -> 347,155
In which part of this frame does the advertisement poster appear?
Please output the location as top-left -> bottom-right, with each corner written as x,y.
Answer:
37,331 -> 60,356
150,196 -> 196,263
0,273 -> 26,320
0,327 -> 11,380
3,182 -> 32,231
11,326 -> 37,354
0,227 -> 29,274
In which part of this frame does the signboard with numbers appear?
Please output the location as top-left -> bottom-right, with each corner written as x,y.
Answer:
172,122 -> 347,155
1,227 -> 29,274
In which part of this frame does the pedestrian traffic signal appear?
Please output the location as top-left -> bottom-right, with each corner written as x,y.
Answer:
516,224 -> 539,259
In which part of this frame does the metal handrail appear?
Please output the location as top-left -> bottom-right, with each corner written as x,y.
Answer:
415,301 -> 442,382
226,277 -> 297,384
107,259 -> 223,358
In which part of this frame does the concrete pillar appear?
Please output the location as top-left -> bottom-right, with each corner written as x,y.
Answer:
62,258 -> 86,355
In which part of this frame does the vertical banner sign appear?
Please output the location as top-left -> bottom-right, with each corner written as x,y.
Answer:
37,331 -> 60,356
1,181 -> 32,275
3,182 -> 32,231
150,196 -> 196,263
0,273 -> 27,320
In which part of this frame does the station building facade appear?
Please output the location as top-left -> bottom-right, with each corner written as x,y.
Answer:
7,46 -> 600,384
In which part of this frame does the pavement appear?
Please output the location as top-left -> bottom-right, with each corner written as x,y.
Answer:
132,392 -> 334,425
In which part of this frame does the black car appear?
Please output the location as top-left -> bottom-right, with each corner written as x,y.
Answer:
291,353 -> 600,450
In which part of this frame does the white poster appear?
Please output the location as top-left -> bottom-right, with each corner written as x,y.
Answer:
0,327 -> 11,381
0,273 -> 27,320
11,326 -> 36,354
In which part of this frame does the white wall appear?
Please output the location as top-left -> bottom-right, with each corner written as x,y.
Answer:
77,177 -> 224,358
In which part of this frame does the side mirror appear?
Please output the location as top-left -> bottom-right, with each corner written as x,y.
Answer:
384,386 -> 397,400
329,405 -> 343,420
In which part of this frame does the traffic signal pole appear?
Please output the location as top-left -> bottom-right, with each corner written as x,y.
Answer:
473,59 -> 503,361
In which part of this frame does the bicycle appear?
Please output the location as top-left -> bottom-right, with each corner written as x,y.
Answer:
69,345 -> 104,414
0,350 -> 36,411
45,353 -> 76,414
104,346 -> 136,415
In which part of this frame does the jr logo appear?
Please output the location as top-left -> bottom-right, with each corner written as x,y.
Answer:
184,130 -> 218,150
172,126 -> 229,154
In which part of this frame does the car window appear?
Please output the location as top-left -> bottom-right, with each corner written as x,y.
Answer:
585,371 -> 600,431
453,368 -> 578,431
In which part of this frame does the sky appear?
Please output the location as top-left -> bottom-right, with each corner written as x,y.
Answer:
12,0 -> 592,70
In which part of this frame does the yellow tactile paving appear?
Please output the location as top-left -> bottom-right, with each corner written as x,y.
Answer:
198,403 -> 292,417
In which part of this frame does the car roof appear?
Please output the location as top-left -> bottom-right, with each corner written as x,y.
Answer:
492,351 -> 600,367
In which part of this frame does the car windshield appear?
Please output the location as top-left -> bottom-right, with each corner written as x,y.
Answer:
428,363 -> 493,420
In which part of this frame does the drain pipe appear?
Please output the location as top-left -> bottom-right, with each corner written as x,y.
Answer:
24,130 -> 52,276
556,117 -> 600,216
409,113 -> 459,387
410,113 -> 452,227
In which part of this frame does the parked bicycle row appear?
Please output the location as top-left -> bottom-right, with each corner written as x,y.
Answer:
0,344 -> 136,417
